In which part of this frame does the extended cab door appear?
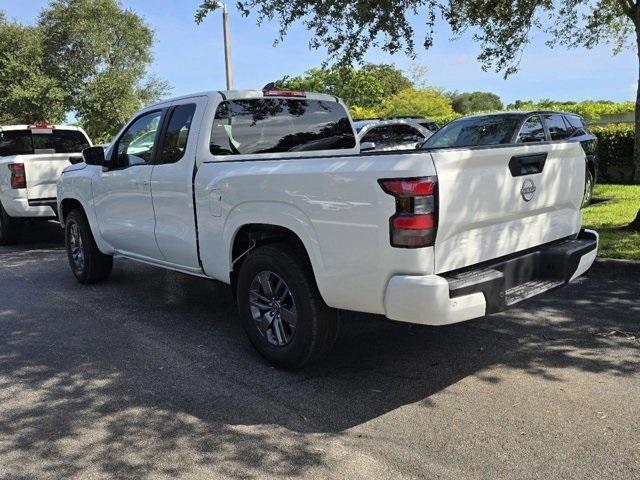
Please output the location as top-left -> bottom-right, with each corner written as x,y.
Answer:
92,109 -> 165,260
431,115 -> 586,273
148,98 -> 206,270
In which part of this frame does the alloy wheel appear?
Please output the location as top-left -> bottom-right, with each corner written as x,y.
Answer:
69,223 -> 85,271
248,270 -> 298,347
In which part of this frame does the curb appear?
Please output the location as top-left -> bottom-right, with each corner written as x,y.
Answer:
587,258 -> 640,279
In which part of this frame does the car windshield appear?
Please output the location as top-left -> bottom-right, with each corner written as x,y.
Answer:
421,115 -> 522,149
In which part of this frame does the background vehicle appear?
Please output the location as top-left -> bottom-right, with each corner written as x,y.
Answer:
384,116 -> 440,133
0,124 -> 91,244
354,119 -> 434,151
57,90 -> 597,368
424,111 -> 598,206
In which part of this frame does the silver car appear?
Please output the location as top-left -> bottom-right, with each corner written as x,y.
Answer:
355,119 -> 436,152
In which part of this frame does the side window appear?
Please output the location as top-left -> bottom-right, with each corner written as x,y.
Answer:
361,127 -> 385,145
390,124 -> 425,143
544,114 -> 570,141
159,104 -> 196,164
115,111 -> 163,168
564,115 -> 587,136
517,116 -> 546,143
210,98 -> 355,155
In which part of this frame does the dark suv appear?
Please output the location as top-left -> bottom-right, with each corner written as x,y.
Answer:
421,111 -> 598,206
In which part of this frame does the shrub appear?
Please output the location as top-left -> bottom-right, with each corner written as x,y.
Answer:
379,88 -> 455,119
508,99 -> 635,121
591,124 -> 635,183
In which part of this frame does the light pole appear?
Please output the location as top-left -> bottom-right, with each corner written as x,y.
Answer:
213,1 -> 233,90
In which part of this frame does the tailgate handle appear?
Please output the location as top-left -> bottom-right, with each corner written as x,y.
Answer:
509,153 -> 547,177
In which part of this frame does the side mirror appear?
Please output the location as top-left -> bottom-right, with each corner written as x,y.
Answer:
360,141 -> 376,152
82,146 -> 106,166
68,155 -> 83,165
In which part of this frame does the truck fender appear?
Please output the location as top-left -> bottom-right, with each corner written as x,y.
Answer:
58,194 -> 115,255
222,201 -> 329,300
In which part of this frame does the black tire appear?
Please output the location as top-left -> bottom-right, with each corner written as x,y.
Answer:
0,202 -> 23,245
236,243 -> 339,369
582,169 -> 594,207
65,209 -> 113,284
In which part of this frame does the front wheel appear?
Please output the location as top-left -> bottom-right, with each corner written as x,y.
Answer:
236,243 -> 339,369
65,209 -> 113,283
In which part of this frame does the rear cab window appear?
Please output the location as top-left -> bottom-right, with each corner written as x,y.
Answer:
0,127 -> 90,157
209,98 -> 355,156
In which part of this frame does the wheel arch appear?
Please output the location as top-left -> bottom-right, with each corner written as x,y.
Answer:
58,195 -> 114,255
219,200 -> 328,302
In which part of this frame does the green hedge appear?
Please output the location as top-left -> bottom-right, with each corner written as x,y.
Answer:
590,124 -> 636,183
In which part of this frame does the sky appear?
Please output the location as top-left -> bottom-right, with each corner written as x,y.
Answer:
2,0 -> 637,105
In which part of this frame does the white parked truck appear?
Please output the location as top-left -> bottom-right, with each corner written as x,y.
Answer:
0,124 -> 91,244
56,90 -> 598,368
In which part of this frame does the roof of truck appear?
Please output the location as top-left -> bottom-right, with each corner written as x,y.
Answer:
0,124 -> 83,132
146,90 -> 341,109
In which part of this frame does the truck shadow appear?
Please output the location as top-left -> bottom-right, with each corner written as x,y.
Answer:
0,253 -> 638,478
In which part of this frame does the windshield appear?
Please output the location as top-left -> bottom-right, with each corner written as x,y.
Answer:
421,115 -> 521,149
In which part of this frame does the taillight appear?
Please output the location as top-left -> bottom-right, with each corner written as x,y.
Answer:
8,163 -> 26,189
379,176 -> 438,248
263,90 -> 306,98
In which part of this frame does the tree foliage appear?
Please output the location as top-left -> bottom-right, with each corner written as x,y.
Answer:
508,99 -> 635,120
451,91 -> 503,114
0,13 -> 66,124
276,63 -> 454,122
276,63 -> 411,109
0,0 -> 168,142
196,1 -> 633,73
379,88 -> 455,119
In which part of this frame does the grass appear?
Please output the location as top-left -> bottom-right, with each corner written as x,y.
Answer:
583,184 -> 640,261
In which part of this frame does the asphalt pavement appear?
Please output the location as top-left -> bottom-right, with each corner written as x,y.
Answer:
0,221 -> 638,479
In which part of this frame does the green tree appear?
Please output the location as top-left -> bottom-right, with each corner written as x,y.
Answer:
196,0 -> 640,183
451,91 -> 503,114
0,13 -> 66,124
380,88 -> 455,119
38,0 -> 169,141
276,63 -> 411,109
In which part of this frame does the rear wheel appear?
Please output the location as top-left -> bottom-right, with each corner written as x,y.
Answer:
0,202 -> 23,245
236,243 -> 339,369
65,209 -> 113,283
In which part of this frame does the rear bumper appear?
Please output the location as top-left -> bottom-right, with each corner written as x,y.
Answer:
384,229 -> 598,326
2,196 -> 57,218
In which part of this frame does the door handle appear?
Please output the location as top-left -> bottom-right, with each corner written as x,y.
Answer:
509,153 -> 547,177
134,179 -> 150,190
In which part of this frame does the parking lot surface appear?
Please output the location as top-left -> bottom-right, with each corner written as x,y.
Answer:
0,222 -> 638,479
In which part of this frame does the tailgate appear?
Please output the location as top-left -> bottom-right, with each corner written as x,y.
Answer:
431,141 -> 585,273
23,154 -> 76,200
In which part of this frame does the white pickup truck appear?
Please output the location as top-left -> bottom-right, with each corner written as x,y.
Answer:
57,90 -> 598,368
0,124 -> 91,244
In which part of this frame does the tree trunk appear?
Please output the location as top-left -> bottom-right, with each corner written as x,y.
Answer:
635,28 -> 640,184
628,209 -> 640,231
